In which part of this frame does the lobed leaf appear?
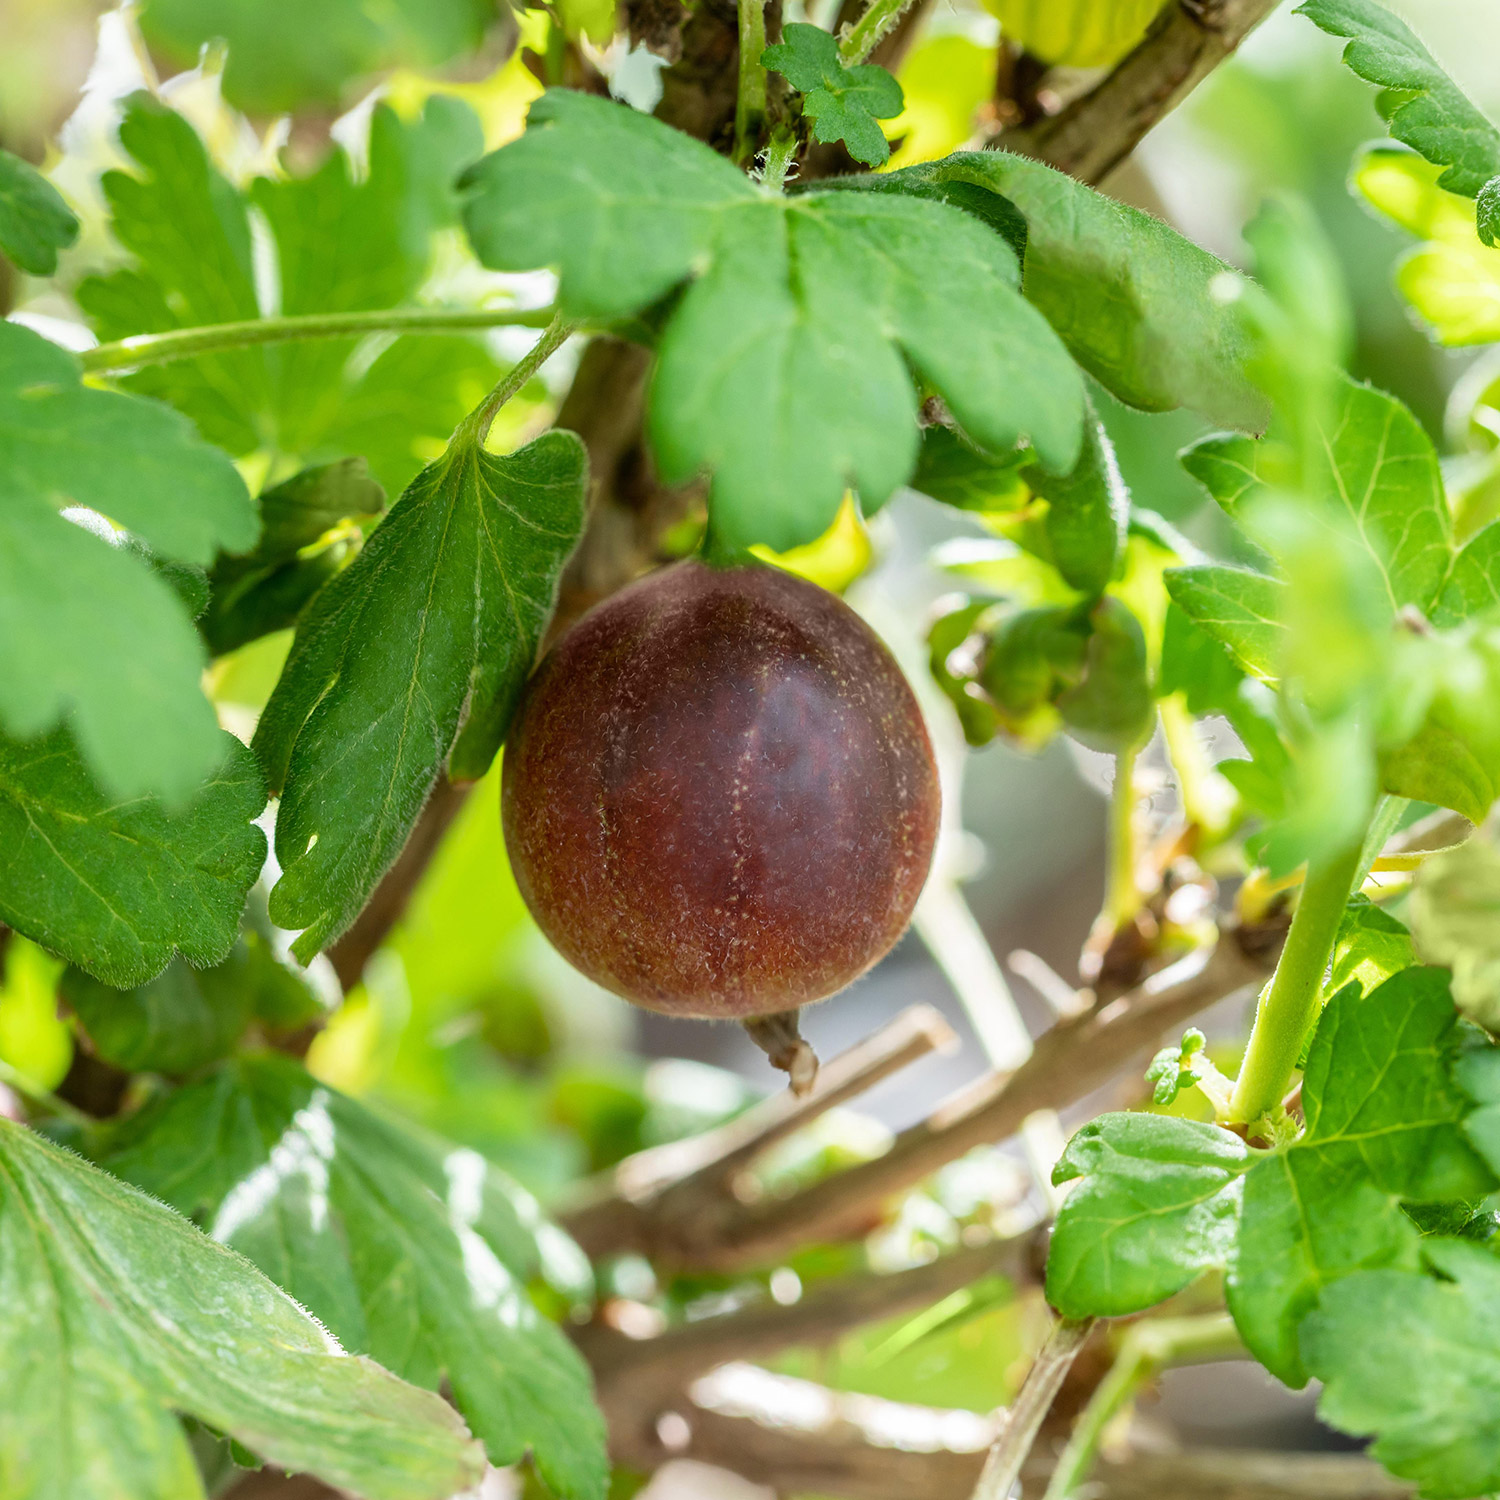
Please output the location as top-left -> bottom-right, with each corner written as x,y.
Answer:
1297,0 -> 1500,199
0,729 -> 267,988
459,90 -> 1084,552
1046,1114 -> 1251,1318
1182,374 -> 1453,614
79,92 -> 497,497
0,147 -> 78,275
137,0 -> 495,114
763,24 -> 904,167
0,321 -> 253,800
105,1054 -> 607,1499
1303,1239 -> 1500,1499
254,430 -> 587,962
830,151 -> 1263,429
0,1117 -> 484,1500
1227,967 -> 1493,1385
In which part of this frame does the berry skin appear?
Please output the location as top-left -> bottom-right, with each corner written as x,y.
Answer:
502,560 -> 940,1021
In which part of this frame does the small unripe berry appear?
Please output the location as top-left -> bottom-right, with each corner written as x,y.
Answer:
502,560 -> 940,1023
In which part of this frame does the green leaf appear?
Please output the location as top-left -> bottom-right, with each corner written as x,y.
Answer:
1354,146 -> 1500,348
79,93 -> 497,496
458,91 -> 1084,552
830,151 -> 1263,429
1480,174 -> 1500,247
1296,0 -> 1500,198
254,430 -> 587,963
0,1116 -> 483,1500
1046,1114 -> 1251,1318
60,930 -> 321,1074
1163,565 -> 1287,681
0,147 -> 78,275
763,24 -> 904,167
909,426 -> 1030,512
1022,407 -> 1127,596
1182,376 -> 1453,614
1302,1239 -> 1500,1500
1436,520 -> 1500,624
202,459 -> 387,657
1412,823 -> 1500,1030
0,727 -> 266,988
0,320 -> 253,801
104,1054 -> 607,1500
1055,596 -> 1154,753
1328,895 -> 1417,997
137,0 -> 496,114
1227,967 -> 1493,1385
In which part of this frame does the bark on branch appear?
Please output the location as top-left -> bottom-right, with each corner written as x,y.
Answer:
998,0 -> 1283,183
566,927 -> 1273,1271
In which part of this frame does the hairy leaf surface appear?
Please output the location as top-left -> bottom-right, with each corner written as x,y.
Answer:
0,1117 -> 483,1500
1303,1239 -> 1500,1499
459,91 -> 1084,551
1047,1114 -> 1251,1317
105,1055 -> 607,1499
832,151 -> 1262,428
255,431 -> 587,961
1298,0 -> 1500,198
0,729 -> 266,987
1227,967 -> 1493,1385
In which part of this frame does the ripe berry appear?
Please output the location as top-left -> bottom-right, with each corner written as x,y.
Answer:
502,560 -> 939,1035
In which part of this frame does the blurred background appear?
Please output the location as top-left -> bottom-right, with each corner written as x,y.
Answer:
3,0 -> 1498,1491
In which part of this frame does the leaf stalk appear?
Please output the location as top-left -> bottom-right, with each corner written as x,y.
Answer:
838,0 -> 917,66
80,303 -> 560,375
456,312 -> 576,448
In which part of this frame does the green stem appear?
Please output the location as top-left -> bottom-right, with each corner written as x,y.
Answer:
1044,1314 -> 1240,1500
0,1057 -> 94,1130
839,0 -> 916,65
454,312 -> 575,448
1103,740 -> 1144,930
80,303 -> 561,375
760,128 -> 798,192
1228,836 -> 1364,1127
734,0 -> 769,164
1158,695 -> 1233,837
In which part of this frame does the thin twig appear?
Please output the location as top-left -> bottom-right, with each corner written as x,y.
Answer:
563,1003 -> 958,1255
598,929 -> 1270,1271
972,1318 -> 1095,1500
995,0 -> 1282,184
80,303 -> 561,374
1044,1313 -> 1241,1500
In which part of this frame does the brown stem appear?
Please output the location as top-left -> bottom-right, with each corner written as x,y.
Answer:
562,1002 -> 958,1257
743,1008 -> 820,1095
972,1317 -> 1093,1500
996,0 -> 1282,183
326,774 -> 473,990
582,1231 -> 1043,1438
582,929 -> 1271,1271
